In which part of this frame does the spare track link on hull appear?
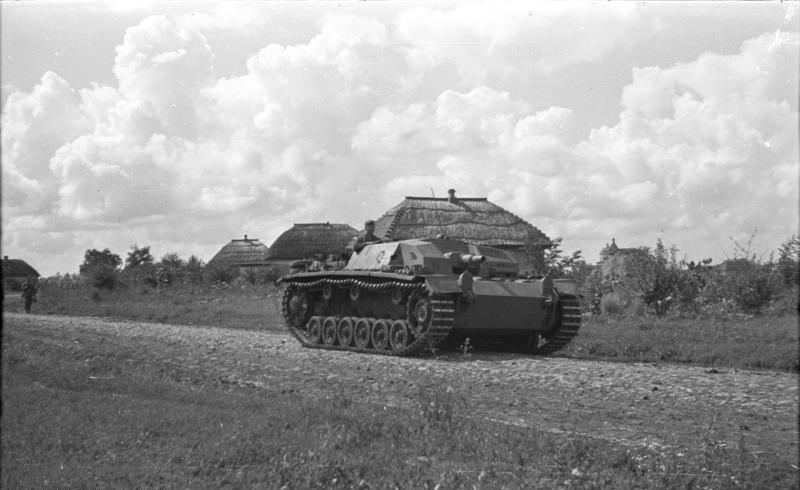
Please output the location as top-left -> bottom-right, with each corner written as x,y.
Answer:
537,294 -> 582,355
280,278 -> 456,357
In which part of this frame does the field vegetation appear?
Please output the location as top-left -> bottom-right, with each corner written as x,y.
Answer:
3,324 -> 797,489
9,234 -> 797,372
3,238 -> 798,488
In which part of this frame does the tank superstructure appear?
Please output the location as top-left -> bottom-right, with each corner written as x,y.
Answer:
279,238 -> 581,356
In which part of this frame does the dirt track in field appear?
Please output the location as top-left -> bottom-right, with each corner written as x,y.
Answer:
4,313 -> 798,470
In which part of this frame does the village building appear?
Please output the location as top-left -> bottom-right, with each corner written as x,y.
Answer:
267,223 -> 359,275
372,189 -> 552,274
598,238 -> 647,282
2,256 -> 40,291
207,235 -> 271,271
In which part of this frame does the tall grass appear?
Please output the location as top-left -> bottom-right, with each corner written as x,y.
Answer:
563,315 -> 799,372
3,327 -> 796,490
26,281 -> 284,331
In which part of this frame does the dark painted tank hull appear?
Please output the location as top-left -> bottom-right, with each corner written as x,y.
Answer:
279,270 -> 581,356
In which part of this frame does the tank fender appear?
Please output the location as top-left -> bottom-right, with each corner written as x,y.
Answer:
424,275 -> 461,294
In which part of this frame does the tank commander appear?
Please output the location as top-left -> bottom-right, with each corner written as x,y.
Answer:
349,219 -> 384,254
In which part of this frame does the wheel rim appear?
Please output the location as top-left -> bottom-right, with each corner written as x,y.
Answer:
390,320 -> 409,351
371,319 -> 389,350
354,318 -> 372,349
322,316 -> 338,345
322,283 -> 333,300
307,316 -> 323,344
338,317 -> 355,346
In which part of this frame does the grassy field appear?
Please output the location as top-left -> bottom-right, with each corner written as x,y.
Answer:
11,282 -> 799,372
3,322 -> 796,490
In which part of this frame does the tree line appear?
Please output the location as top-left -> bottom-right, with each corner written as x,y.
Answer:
53,234 -> 800,318
75,245 -> 279,290
574,235 -> 799,317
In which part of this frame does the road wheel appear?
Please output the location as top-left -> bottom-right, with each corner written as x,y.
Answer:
354,318 -> 372,349
307,316 -> 323,344
371,319 -> 389,350
389,320 -> 409,351
322,316 -> 338,345
338,317 -> 355,346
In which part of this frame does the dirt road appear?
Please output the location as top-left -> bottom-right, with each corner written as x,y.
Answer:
5,313 -> 798,471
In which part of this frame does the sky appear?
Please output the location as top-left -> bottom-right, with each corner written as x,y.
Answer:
2,2 -> 798,276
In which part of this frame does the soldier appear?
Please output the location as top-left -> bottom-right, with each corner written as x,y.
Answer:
20,276 -> 38,313
349,220 -> 383,254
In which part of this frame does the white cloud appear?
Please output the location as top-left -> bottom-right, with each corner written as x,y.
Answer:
1,6 -> 797,274
395,3 -> 643,86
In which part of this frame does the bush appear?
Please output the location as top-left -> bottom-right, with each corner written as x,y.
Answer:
599,293 -> 624,316
699,261 -> 783,314
204,264 -> 237,284
240,267 -> 281,286
762,285 -> 799,316
83,264 -> 120,290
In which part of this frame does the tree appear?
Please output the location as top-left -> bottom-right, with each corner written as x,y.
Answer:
79,248 -> 122,289
542,237 -> 584,279
125,245 -> 154,269
79,249 -> 121,274
620,240 -> 686,317
184,255 -> 204,284
777,234 -> 799,286
154,252 -> 185,285
160,252 -> 184,269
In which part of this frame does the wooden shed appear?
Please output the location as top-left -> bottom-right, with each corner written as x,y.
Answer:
373,189 -> 552,274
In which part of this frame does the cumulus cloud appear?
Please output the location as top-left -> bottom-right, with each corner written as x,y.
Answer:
1,5 -> 797,274
395,3 -> 644,86
577,31 -> 798,250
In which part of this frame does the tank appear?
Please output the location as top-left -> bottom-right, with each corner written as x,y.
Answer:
278,238 -> 581,356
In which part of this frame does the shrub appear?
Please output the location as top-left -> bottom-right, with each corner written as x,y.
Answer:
240,267 -> 281,286
699,261 -> 783,314
599,293 -> 624,316
777,234 -> 799,286
83,263 -> 120,290
763,285 -> 799,316
204,264 -> 237,284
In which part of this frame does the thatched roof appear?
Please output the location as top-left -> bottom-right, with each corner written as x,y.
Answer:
374,189 -> 551,248
208,235 -> 271,268
268,223 -> 360,260
2,256 -> 40,278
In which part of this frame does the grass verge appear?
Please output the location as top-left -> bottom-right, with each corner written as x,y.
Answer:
563,315 -> 798,372
3,325 -> 797,489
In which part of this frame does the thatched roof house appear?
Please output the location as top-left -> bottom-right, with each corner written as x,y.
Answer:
2,256 -> 40,290
373,189 -> 552,273
208,235 -> 271,269
268,223 -> 359,269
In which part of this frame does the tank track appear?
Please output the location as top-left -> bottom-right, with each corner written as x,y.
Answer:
281,277 -> 456,357
536,294 -> 582,355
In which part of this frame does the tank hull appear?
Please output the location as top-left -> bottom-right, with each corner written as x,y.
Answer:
279,270 -> 581,356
